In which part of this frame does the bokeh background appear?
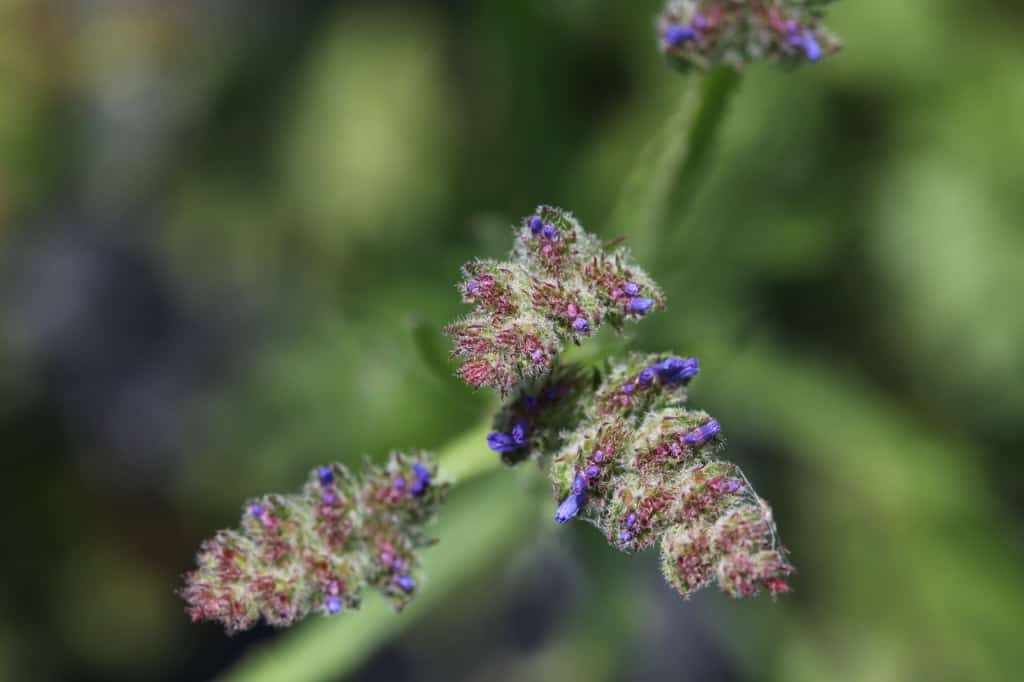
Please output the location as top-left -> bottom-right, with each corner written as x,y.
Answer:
2,1 -> 1022,681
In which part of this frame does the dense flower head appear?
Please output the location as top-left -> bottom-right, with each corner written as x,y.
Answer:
487,364 -> 590,465
491,352 -> 794,601
180,452 -> 447,634
658,0 -> 841,71
445,206 -> 665,395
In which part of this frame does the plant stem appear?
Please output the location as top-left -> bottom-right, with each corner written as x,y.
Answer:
608,68 -> 741,263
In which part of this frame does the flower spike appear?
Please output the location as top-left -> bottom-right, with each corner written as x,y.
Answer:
492,352 -> 795,601
445,206 -> 665,395
180,452 -> 447,634
658,0 -> 841,72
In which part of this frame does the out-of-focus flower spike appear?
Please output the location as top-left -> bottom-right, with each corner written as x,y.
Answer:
658,0 -> 841,72
180,451 -> 447,633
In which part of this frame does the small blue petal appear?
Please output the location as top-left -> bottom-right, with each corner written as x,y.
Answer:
655,356 -> 700,384
665,25 -> 696,46
487,432 -> 519,454
413,462 -> 430,480
572,473 -> 587,495
411,463 -> 431,496
683,419 -> 721,446
803,31 -> 822,62
586,465 -> 601,479
629,297 -> 655,313
395,575 -> 416,593
325,596 -> 343,615
620,530 -> 633,543
554,493 -> 584,524
542,224 -> 558,240
318,466 -> 334,486
638,368 -> 655,386
248,503 -> 264,518
393,477 -> 406,491
572,317 -> 589,333
626,512 -> 637,529
529,216 -> 543,234
512,419 -> 529,445
623,282 -> 641,297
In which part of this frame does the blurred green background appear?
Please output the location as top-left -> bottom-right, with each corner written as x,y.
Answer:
1,1 -> 1022,681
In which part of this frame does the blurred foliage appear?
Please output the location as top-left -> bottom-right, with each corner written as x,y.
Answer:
0,0 -> 1022,681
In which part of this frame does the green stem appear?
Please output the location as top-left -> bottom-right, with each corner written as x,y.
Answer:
607,68 -> 741,263
436,416 -> 500,483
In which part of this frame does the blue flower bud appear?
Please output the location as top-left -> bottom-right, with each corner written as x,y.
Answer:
573,317 -> 590,333
802,31 -> 822,62
586,465 -> 601,479
393,477 -> 406,492
626,512 -> 637,529
529,216 -> 543,234
542,224 -> 558,240
665,25 -> 696,46
487,431 -> 519,454
318,466 -> 334,486
512,419 -> 528,445
638,368 -> 656,386
572,472 -> 587,495
325,596 -> 343,615
654,356 -> 700,384
248,503 -> 264,518
683,419 -> 721,446
620,530 -> 633,543
629,297 -> 655,314
411,462 -> 431,496
395,575 -> 415,593
555,492 -> 584,524
623,282 -> 641,296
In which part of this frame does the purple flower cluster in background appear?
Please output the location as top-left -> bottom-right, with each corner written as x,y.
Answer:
180,452 -> 446,634
658,0 -> 839,71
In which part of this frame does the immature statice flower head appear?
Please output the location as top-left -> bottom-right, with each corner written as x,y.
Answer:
658,0 -> 841,71
181,452 -> 446,633
445,206 -> 665,395
492,352 -> 794,601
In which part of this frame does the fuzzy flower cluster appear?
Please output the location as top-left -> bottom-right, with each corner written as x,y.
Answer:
181,452 -> 446,634
445,206 -> 665,395
491,353 -> 793,600
658,0 -> 841,71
